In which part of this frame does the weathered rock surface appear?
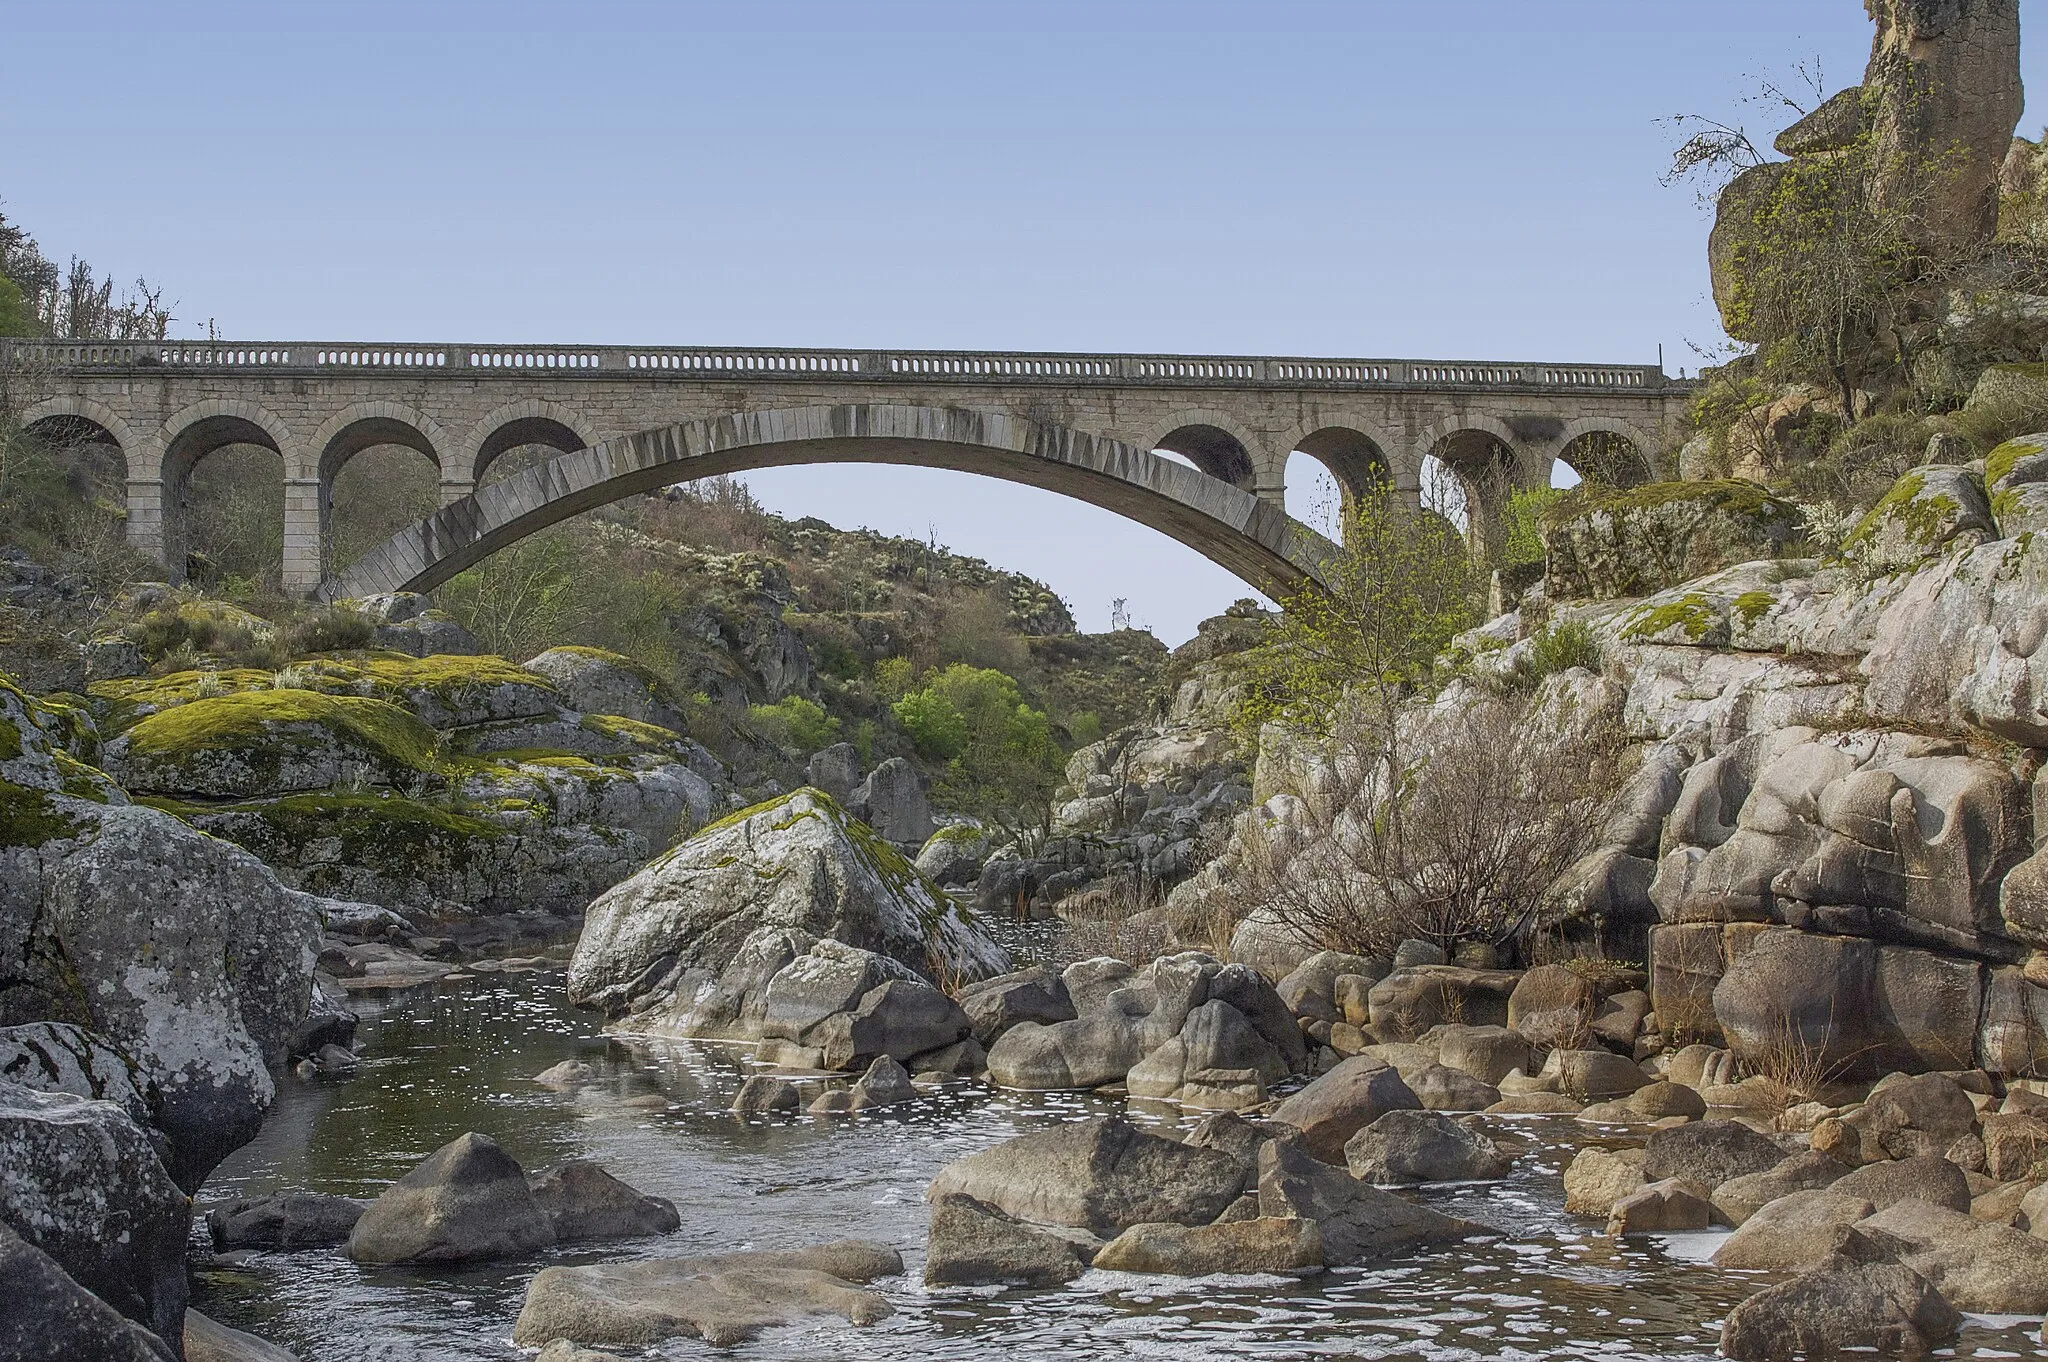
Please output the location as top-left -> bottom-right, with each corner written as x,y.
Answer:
568,790 -> 1005,1061
926,1117 -> 1244,1237
1092,1217 -> 1323,1276
1861,1198 -> 2048,1312
1719,1259 -> 1960,1362
206,1192 -> 366,1250
1256,1139 -> 1486,1264
0,1221 -> 176,1362
1269,1057 -> 1422,1162
0,1082 -> 189,1344
511,1240 -> 901,1349
346,1132 -> 557,1265
1641,1119 -> 1786,1191
1564,1147 -> 1646,1218
1711,1149 -> 1851,1226
184,1309 -> 300,1362
1833,1154 -> 1975,1213
1713,1191 -> 1880,1271
1607,1178 -> 1715,1235
527,1160 -> 680,1242
1343,1110 -> 1511,1185
923,1193 -> 1091,1287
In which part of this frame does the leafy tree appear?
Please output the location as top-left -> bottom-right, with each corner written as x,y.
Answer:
893,664 -> 1062,834
1234,479 -> 1479,743
749,695 -> 840,753
1500,486 -> 1561,571
0,274 -> 35,337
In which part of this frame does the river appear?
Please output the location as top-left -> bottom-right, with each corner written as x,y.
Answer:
193,949 -> 2047,1361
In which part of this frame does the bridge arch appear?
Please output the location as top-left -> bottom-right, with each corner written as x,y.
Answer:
158,399 -> 295,584
326,404 -> 1334,603
458,399 -> 601,484
1555,416 -> 1656,487
311,401 -> 452,485
20,396 -> 139,475
1142,408 -> 1269,491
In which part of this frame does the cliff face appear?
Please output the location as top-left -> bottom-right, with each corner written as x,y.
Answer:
1188,453 -> 2048,1083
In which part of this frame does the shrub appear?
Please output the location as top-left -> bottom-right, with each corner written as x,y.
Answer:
747,695 -> 839,753
1528,620 -> 1601,680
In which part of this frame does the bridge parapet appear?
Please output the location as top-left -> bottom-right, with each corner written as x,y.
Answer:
3,338 -> 1683,394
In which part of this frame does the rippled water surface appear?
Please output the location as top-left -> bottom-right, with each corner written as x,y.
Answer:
196,958 -> 2048,1361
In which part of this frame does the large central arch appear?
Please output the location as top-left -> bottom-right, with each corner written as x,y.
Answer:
324,403 -> 1337,602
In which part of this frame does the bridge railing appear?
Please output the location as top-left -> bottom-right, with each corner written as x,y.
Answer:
1,340 -> 1682,392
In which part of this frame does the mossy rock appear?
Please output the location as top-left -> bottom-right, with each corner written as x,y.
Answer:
169,790 -> 506,901
1542,480 -> 1804,602
107,689 -> 441,800
1840,465 -> 1995,573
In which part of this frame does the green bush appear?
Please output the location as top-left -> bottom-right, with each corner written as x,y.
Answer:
1501,486 -> 1562,570
747,695 -> 839,753
1529,619 -> 1601,680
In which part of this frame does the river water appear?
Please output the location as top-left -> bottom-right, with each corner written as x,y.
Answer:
195,954 -> 2048,1361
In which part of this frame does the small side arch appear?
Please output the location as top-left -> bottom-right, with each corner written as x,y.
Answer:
456,399 -> 601,484
19,396 -> 139,475
1140,407 -> 1269,489
310,401 -> 453,485
1555,416 -> 1656,487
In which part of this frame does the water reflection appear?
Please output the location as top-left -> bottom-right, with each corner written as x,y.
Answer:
195,968 -> 2044,1361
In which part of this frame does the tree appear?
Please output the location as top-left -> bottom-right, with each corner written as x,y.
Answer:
1233,479 -> 1479,744
893,664 -> 1062,836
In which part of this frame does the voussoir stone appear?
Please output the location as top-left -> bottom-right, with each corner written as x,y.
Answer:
346,1131 -> 556,1265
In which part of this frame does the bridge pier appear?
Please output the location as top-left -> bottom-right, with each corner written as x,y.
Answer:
438,478 -> 476,508
284,478 -> 324,596
124,479 -> 166,567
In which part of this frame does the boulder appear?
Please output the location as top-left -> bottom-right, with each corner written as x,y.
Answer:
533,1060 -> 596,1090
922,1193 -> 1090,1287
511,1241 -> 901,1350
1843,466 -> 1996,572
1365,966 -> 1515,1039
0,1022 -> 158,1129
847,1055 -> 918,1109
912,824 -> 992,888
926,1117 -> 1245,1237
1719,1260 -> 1960,1362
0,1222 -> 176,1362
1833,1155 -> 1975,1213
1590,990 -> 1652,1049
184,1309 -> 299,1362
1343,1110 -> 1511,1185
1711,1149 -> 1851,1226
528,1161 -> 680,1242
1606,1179 -> 1714,1235
1982,1112 -> 2048,1181
1276,951 -> 1383,1023
1641,1119 -> 1787,1190
1563,1147 -> 1645,1218
1269,1057 -> 1422,1162
804,743 -> 862,803
567,789 -> 1007,1028
1554,1049 -> 1651,1102
1856,1073 -> 1979,1161
1256,1139 -> 1485,1264
730,1074 -> 800,1114
849,757 -> 934,845
0,1083 -> 189,1344
346,1131 -> 557,1265
206,1192 -> 366,1250
1093,1218 -> 1323,1276
959,968 -> 1075,1046
1506,965 -> 1596,1048
1403,1062 -> 1500,1112
985,1016 -> 1141,1090
1713,1190 -> 1880,1270
1430,1025 -> 1535,1086
1861,1198 -> 2048,1312
1626,1081 -> 1707,1120
524,646 -> 689,732
1225,907 -> 1321,980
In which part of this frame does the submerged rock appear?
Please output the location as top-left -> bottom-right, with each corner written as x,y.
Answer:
1256,1139 -> 1486,1264
527,1160 -> 680,1242
346,1132 -> 556,1265
184,1308 -> 300,1362
923,1193 -> 1091,1287
926,1116 -> 1244,1238
206,1192 -> 366,1250
511,1240 -> 901,1349
1092,1217 -> 1323,1276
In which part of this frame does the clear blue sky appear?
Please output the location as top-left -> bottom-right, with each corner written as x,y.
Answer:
9,1 -> 2045,642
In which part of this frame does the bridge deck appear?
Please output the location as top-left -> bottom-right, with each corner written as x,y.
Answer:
5,339 -> 1687,395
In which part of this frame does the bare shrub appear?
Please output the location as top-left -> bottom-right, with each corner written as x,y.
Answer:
1248,685 -> 1627,960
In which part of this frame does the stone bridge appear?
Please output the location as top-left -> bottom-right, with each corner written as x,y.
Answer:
5,339 -> 1694,598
